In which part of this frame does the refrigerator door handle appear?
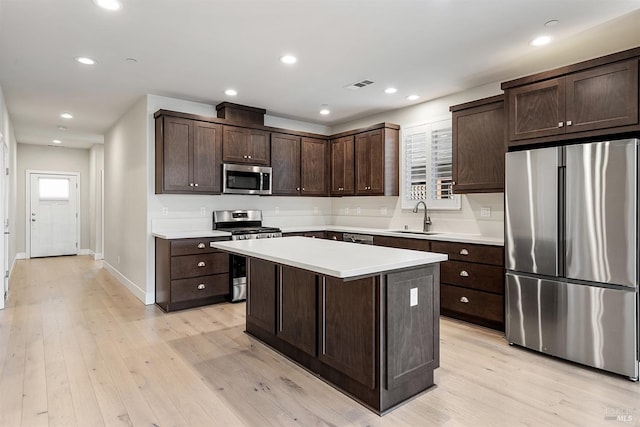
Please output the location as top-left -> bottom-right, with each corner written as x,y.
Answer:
558,150 -> 566,278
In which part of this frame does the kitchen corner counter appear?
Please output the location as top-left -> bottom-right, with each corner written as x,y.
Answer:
152,230 -> 231,239
210,236 -> 447,279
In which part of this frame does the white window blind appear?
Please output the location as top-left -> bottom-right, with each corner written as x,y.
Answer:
402,119 -> 460,210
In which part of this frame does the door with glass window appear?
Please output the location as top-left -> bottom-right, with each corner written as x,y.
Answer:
29,173 -> 78,258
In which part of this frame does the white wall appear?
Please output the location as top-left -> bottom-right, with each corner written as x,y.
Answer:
104,96 -> 149,303
89,144 -> 104,258
16,144 -> 91,255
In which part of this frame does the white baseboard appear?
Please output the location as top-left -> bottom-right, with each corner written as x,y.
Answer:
102,261 -> 149,304
79,249 -> 92,256
15,252 -> 26,260
94,252 -> 104,260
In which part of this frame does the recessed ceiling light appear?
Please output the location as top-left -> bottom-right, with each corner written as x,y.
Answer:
94,0 -> 121,11
319,105 -> 330,116
60,112 -> 73,119
529,35 -> 551,47
406,95 -> 420,101
225,89 -> 238,96
125,57 -> 138,63
280,55 -> 297,65
52,139 -> 62,144
545,20 -> 559,28
76,57 -> 96,65
385,87 -> 398,94
57,125 -> 68,131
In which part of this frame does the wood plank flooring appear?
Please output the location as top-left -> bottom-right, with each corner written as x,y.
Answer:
0,255 -> 639,426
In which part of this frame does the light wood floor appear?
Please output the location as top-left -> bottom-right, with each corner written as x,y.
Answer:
1,256 -> 639,426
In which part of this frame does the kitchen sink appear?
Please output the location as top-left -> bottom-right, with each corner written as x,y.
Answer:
389,230 -> 441,235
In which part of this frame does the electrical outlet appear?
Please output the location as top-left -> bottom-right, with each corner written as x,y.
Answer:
345,207 -> 350,215
380,207 -> 388,216
275,207 -> 280,214
410,288 -> 418,307
480,207 -> 491,217
356,207 -> 361,215
162,207 -> 168,216
200,207 -> 206,215
117,255 -> 120,265
313,206 -> 318,214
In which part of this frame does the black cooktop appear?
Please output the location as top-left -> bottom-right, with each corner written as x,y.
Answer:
226,226 -> 281,235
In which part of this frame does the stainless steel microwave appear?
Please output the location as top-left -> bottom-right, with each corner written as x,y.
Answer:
222,163 -> 272,195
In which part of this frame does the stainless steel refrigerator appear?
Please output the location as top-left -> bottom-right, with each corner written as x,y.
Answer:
505,138 -> 639,379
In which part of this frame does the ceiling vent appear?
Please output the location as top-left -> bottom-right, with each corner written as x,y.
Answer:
344,79 -> 375,90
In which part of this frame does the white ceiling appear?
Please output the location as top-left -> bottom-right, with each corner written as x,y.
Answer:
1,1 -> 639,149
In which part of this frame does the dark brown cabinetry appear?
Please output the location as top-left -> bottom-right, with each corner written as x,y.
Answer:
503,51 -> 639,146
222,126 -> 270,165
325,231 -> 343,241
352,125 -> 400,196
155,115 -> 222,194
431,241 -> 504,330
330,136 -> 355,196
244,255 -> 440,414
271,133 -> 300,195
301,137 -> 329,196
450,95 -> 505,193
374,235 -> 430,251
155,237 -> 230,312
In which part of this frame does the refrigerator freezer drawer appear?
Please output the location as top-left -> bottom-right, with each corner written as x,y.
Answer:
506,273 -> 638,378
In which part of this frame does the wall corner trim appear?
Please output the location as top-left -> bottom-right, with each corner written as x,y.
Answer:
102,261 -> 151,305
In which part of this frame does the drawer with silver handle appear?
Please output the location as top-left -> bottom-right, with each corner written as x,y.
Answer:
170,274 -> 229,303
440,284 -> 503,324
170,237 -> 230,256
440,260 -> 503,293
170,253 -> 229,279
431,241 -> 503,266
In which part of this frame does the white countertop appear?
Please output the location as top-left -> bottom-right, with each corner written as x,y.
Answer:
210,236 -> 448,279
151,230 -> 231,239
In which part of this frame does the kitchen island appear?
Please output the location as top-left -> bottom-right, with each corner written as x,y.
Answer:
210,236 -> 448,414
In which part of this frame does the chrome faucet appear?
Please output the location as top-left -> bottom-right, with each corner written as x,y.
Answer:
413,201 -> 432,232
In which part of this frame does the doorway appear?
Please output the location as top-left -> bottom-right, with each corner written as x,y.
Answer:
27,171 -> 79,258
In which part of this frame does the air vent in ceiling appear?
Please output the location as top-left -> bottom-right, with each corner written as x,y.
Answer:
344,79 -> 375,90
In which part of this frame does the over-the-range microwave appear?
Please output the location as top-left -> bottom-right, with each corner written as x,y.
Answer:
222,163 -> 272,195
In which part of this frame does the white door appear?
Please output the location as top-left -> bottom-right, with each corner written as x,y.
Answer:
29,173 -> 79,258
0,141 -> 6,309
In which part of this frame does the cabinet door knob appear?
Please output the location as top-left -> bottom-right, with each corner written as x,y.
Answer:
197,261 -> 206,267
296,187 -> 300,191
248,155 -> 252,159
459,270 -> 469,277
567,120 -> 573,126
194,183 -> 198,187
197,284 -> 205,290
558,121 -> 564,128
460,296 -> 469,303
459,248 -> 469,255
189,183 -> 194,187
332,236 -> 337,240
302,187 -> 305,191
197,243 -> 205,249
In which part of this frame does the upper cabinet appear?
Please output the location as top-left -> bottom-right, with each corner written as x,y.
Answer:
271,134 -> 329,196
301,137 -> 329,196
222,126 -> 270,165
450,95 -> 505,193
503,51 -> 639,147
330,135 -> 354,196
271,133 -> 301,195
352,125 -> 399,196
155,114 -> 222,194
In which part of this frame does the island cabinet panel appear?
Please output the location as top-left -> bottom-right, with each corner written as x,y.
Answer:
300,137 -> 329,196
247,258 -> 277,333
319,276 -> 377,389
155,115 -> 223,194
222,126 -> 270,165
271,133 -> 301,195
155,237 -> 230,312
330,135 -> 355,196
385,266 -> 439,391
277,266 -> 317,356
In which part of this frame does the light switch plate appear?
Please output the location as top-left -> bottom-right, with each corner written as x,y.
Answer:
480,207 -> 491,217
410,288 -> 418,307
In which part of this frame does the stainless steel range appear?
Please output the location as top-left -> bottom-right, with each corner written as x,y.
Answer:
213,210 -> 282,301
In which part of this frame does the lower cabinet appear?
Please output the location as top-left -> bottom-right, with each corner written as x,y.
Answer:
155,237 -> 230,312
245,257 -> 440,414
431,241 -> 505,330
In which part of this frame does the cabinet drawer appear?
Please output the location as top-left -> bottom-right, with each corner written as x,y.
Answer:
441,284 -> 504,324
171,274 -> 229,302
171,253 -> 229,279
374,235 -> 430,251
441,260 -> 504,294
171,238 -> 229,256
431,241 -> 503,266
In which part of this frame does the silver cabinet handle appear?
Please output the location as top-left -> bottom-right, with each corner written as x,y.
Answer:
567,120 -> 572,126
558,121 -> 564,128
460,296 -> 469,303
459,249 -> 469,256
194,183 -> 198,187
189,183 -> 194,187
197,284 -> 205,290
296,187 -> 300,191
197,261 -> 206,267
332,236 -> 337,240
459,270 -> 469,277
248,155 -> 252,159
31,219 -> 36,222
197,243 -> 205,249
243,155 -> 247,159
302,187 -> 305,191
